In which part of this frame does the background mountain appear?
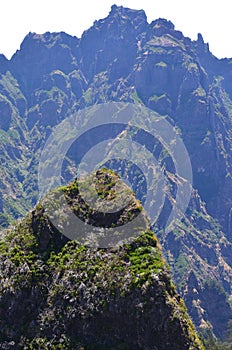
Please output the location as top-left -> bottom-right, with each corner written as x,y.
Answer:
0,4 -> 232,341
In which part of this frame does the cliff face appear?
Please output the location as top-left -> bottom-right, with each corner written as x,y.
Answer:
0,4 -> 232,339
0,170 -> 204,349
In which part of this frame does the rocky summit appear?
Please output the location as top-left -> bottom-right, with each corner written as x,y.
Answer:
0,170 -> 204,349
0,4 -> 232,345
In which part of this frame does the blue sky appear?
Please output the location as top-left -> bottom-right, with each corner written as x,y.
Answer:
1,0 -> 231,59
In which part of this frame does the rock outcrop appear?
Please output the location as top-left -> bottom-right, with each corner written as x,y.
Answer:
0,170 -> 204,349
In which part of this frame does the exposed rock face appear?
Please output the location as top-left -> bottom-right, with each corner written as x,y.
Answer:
0,170 -> 204,349
0,4 -> 232,339
157,189 -> 232,338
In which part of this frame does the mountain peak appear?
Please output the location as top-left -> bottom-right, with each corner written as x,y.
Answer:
110,4 -> 147,21
0,54 -> 8,73
152,17 -> 175,30
0,170 -> 204,349
150,17 -> 184,39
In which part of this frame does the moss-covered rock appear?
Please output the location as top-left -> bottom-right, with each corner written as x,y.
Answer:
0,170 -> 204,349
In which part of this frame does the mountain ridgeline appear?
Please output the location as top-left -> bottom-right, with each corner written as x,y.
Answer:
0,4 -> 232,344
